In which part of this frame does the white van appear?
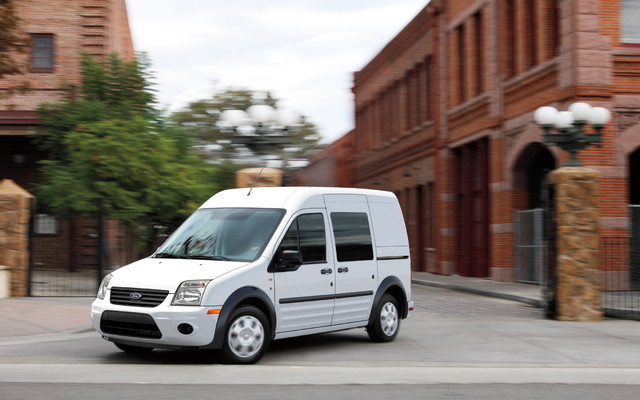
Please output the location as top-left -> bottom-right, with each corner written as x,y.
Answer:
91,187 -> 414,364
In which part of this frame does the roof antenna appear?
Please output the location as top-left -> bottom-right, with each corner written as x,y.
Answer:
247,165 -> 266,196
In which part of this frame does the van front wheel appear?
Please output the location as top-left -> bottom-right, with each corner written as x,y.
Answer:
222,305 -> 270,364
367,294 -> 400,342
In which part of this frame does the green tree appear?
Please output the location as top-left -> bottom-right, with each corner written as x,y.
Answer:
35,54 -> 219,226
0,0 -> 31,105
171,87 -> 321,164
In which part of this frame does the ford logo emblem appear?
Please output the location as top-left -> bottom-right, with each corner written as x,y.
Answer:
130,292 -> 143,300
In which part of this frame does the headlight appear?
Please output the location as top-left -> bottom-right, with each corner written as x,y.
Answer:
172,280 -> 211,306
97,273 -> 113,300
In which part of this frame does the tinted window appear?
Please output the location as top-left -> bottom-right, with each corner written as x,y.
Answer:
278,213 -> 326,263
330,212 -> 373,262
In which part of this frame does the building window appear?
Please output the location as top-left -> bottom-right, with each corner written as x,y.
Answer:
524,0 -> 537,69
504,0 -> 516,78
30,34 -> 54,73
622,0 -> 640,44
457,24 -> 466,104
473,11 -> 484,96
34,214 -> 58,235
546,0 -> 560,58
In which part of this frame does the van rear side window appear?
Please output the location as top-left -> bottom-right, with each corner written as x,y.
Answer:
330,212 -> 373,262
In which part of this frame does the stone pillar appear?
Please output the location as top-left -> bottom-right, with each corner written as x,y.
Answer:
0,179 -> 35,297
550,167 -> 603,321
235,168 -> 283,188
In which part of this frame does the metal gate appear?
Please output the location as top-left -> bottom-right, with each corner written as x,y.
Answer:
515,209 -> 545,284
28,202 -> 173,296
630,205 -> 640,290
28,214 -> 102,296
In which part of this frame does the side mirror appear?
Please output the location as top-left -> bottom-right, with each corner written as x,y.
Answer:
278,250 -> 303,271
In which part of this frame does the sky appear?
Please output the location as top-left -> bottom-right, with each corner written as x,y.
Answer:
126,0 -> 428,143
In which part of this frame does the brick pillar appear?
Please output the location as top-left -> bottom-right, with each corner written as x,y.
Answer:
550,167 -> 603,321
0,179 -> 35,297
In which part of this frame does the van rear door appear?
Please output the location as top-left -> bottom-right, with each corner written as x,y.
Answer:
324,194 -> 377,325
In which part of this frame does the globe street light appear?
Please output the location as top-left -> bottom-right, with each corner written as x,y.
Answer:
534,102 -> 611,167
218,105 -> 301,158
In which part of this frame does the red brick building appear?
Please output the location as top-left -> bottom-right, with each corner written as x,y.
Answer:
294,131 -> 355,188
0,0 -> 135,273
297,0 -> 640,282
0,0 -> 134,190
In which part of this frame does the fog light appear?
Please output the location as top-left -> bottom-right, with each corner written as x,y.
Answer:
177,323 -> 194,335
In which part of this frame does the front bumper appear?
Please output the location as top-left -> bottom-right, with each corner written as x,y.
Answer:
91,296 -> 220,349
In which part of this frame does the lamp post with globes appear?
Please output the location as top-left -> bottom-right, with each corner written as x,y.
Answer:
218,104 -> 302,187
534,102 -> 612,321
218,104 -> 301,160
534,102 -> 611,167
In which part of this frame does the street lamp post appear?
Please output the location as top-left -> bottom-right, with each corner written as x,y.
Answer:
534,102 -> 611,167
218,104 -> 301,159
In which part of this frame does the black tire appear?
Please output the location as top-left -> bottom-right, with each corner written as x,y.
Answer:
367,293 -> 401,342
114,343 -> 154,353
222,305 -> 271,364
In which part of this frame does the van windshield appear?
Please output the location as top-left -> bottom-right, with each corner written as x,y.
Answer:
153,208 -> 285,262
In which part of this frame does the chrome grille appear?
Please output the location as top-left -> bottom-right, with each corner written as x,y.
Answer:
110,287 -> 169,307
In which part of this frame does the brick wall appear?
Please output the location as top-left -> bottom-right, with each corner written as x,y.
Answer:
290,0 -> 640,281
0,0 -> 134,111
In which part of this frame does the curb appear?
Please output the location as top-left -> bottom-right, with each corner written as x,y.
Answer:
412,279 -> 543,308
0,326 -> 95,346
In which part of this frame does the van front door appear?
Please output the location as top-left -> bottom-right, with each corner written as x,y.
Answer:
325,195 -> 377,325
273,212 -> 335,333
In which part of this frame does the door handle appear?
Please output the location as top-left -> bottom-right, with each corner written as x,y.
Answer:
337,267 -> 349,273
321,268 -> 333,275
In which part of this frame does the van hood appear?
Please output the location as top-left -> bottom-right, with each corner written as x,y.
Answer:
108,257 -> 249,292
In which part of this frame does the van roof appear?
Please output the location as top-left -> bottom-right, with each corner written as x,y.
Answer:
199,186 -> 396,210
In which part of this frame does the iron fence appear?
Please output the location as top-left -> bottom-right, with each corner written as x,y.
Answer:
601,236 -> 640,320
515,209 -> 545,284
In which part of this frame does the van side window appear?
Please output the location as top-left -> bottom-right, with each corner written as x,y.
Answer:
279,213 -> 326,263
330,212 -> 374,262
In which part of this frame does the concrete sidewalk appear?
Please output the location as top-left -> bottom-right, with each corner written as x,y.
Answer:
0,273 -> 543,339
0,296 -> 94,338
412,271 -> 542,307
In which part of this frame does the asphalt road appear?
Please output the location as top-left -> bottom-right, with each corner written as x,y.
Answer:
0,383 -> 638,400
1,285 -> 639,399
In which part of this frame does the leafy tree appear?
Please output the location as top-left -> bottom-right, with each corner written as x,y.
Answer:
0,0 -> 31,105
171,87 -> 321,165
35,54 -> 220,227
35,54 -> 159,159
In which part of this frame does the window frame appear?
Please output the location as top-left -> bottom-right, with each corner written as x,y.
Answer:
30,33 -> 54,73
277,213 -> 327,265
330,211 -> 374,262
34,213 -> 58,235
622,0 -> 640,44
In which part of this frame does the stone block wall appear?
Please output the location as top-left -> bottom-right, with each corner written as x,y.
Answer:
0,179 -> 34,297
550,167 -> 603,321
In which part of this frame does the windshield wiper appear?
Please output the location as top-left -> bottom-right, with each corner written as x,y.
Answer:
182,255 -> 231,261
153,252 -> 181,259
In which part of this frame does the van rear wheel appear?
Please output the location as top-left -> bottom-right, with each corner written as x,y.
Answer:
367,294 -> 400,342
222,305 -> 270,364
